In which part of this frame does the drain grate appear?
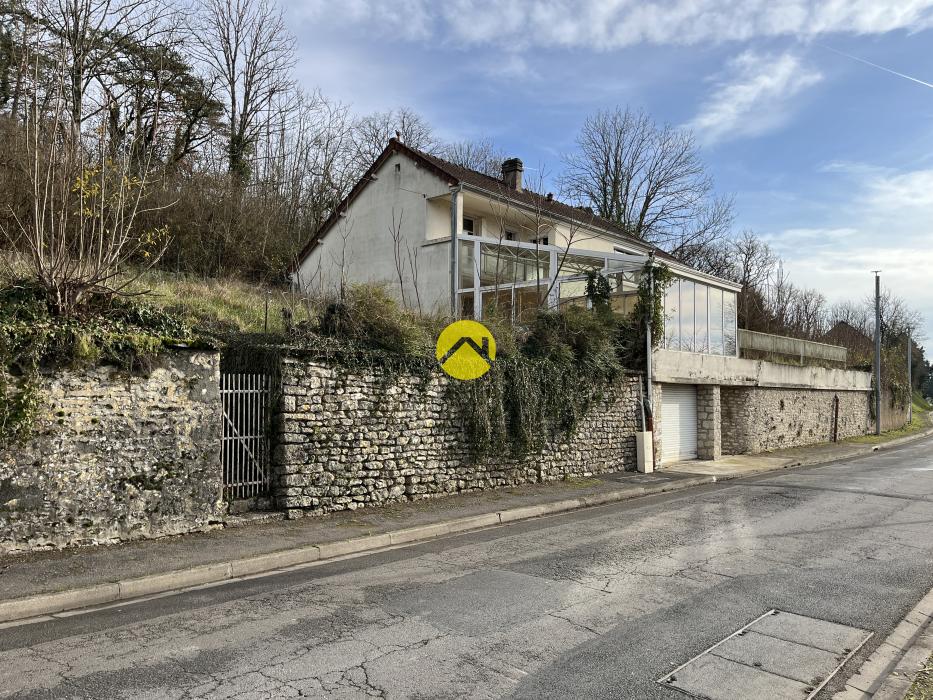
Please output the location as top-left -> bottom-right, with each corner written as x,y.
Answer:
657,610 -> 872,699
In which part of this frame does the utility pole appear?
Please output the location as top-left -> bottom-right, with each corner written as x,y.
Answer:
908,328 -> 913,425
873,271 -> 882,435
645,252 -> 655,431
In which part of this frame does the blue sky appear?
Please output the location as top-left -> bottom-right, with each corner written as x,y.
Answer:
286,1 -> 933,344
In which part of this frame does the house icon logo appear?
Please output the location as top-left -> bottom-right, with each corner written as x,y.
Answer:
436,320 -> 497,380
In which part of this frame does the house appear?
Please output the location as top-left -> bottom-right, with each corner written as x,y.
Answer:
291,138 -> 741,355
291,139 -> 874,466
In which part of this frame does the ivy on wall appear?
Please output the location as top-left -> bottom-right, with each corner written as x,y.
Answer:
0,283 -> 197,447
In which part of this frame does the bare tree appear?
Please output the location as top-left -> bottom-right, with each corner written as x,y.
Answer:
731,231 -> 777,329
194,0 -> 295,180
387,208 -> 407,308
438,137 -> 505,177
3,39 -> 168,314
560,106 -> 732,258
351,106 -> 435,171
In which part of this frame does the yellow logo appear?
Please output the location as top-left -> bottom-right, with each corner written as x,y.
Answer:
436,320 -> 496,380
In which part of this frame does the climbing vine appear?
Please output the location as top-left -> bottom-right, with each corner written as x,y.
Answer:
0,282 -> 198,447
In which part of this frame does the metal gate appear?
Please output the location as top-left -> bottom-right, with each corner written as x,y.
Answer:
221,372 -> 272,501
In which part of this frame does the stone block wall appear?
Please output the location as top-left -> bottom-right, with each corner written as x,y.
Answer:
721,387 -> 871,454
696,385 -> 722,460
273,359 -> 643,516
0,351 -> 224,555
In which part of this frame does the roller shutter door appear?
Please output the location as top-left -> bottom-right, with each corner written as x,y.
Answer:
661,384 -> 698,464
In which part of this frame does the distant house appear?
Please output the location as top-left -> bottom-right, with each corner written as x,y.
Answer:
290,137 -> 742,355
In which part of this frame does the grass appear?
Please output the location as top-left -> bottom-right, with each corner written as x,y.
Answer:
847,392 -> 931,445
129,269 -> 311,336
906,652 -> 933,700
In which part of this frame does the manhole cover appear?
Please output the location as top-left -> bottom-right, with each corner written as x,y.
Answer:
657,610 -> 872,699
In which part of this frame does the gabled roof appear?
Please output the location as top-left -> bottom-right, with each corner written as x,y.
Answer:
290,137 -> 677,273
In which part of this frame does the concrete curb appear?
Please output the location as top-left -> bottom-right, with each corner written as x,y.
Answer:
832,586 -> 933,699
0,475 -> 716,625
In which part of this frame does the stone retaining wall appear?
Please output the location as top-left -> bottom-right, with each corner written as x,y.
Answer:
0,351 -> 224,555
273,359 -> 643,517
721,386 -> 871,454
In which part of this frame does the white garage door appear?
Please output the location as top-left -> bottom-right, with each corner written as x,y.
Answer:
661,384 -> 698,464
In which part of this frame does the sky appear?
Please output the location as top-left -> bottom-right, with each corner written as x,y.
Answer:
284,0 -> 933,345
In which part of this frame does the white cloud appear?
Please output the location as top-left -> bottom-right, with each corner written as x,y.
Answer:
864,168 -> 933,211
687,51 -> 823,145
764,164 -> 933,342
291,1 -> 933,50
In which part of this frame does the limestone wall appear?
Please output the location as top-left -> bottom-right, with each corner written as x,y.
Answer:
273,359 -> 643,517
721,387 -> 871,454
0,351 -> 224,555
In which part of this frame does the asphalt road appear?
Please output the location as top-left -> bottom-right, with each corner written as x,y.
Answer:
1,437 -> 932,699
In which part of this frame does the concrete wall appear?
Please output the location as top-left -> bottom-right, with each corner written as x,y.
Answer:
738,329 -> 847,364
0,351 -> 224,555
879,388 -> 911,432
653,349 -> 871,391
296,152 -> 454,314
273,358 -> 643,517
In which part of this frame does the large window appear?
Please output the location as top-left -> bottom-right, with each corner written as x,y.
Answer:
724,291 -> 737,356
695,283 -> 708,353
680,280 -> 695,352
664,281 -> 680,350
662,277 -> 736,356
479,243 -> 549,287
709,287 -> 724,355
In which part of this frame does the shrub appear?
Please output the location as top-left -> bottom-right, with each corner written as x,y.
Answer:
317,284 -> 433,356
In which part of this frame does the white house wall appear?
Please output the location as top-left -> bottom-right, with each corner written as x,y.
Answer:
296,153 -> 454,313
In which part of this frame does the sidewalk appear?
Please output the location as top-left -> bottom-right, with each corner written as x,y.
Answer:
1,423 -> 930,625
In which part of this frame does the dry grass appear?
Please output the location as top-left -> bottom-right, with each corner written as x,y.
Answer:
128,269 -> 314,335
846,393 -> 931,445
906,652 -> 933,700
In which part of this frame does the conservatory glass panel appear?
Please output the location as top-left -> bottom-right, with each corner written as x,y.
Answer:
664,279 -> 680,350
479,243 -> 549,287
709,287 -> 724,355
694,283 -> 709,353
557,253 -> 605,279
724,291 -> 738,356
680,280 -> 695,352
482,288 -> 513,320
515,286 -> 545,324
459,241 -> 475,289
458,292 -> 474,319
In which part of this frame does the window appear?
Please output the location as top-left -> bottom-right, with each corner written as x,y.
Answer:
680,280 -> 695,352
463,217 -> 475,235
557,253 -> 605,277
664,279 -> 680,350
531,236 -> 548,246
709,287 -> 724,355
724,291 -> 737,356
459,292 -> 474,319
459,241 -> 475,289
504,230 -> 516,241
479,243 -> 549,287
695,283 -> 709,353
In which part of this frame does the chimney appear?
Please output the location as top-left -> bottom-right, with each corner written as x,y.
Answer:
501,158 -> 524,192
